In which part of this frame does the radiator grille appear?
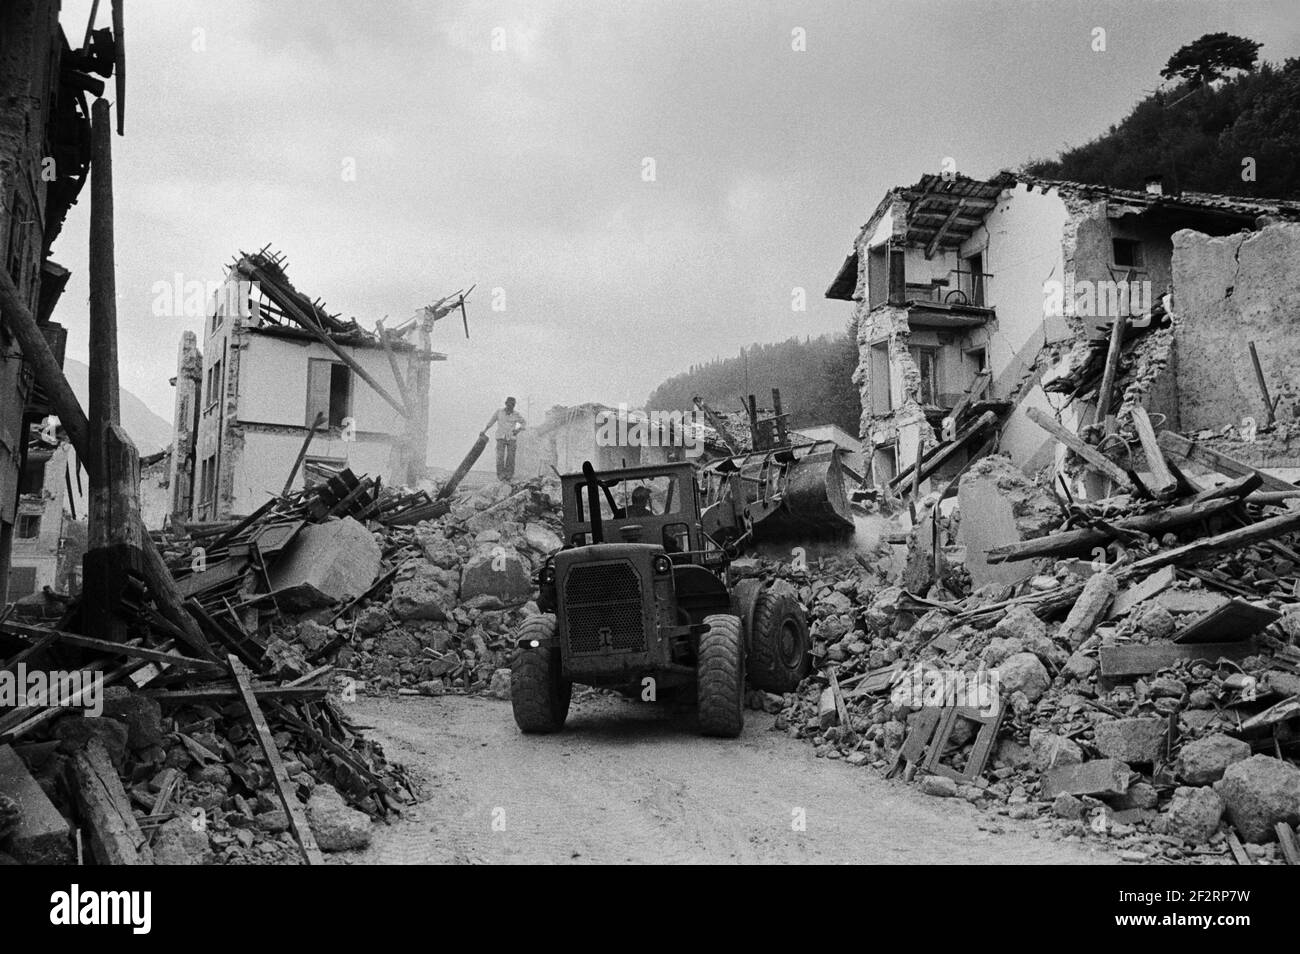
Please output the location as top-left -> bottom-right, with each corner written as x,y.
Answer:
563,561 -> 646,654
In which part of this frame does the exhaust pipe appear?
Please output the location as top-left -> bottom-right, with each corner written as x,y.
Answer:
582,461 -> 604,544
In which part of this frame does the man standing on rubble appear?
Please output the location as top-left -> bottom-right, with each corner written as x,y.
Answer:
482,396 -> 527,482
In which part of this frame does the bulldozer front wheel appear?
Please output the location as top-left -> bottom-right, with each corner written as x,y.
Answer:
511,614 -> 571,733
747,587 -> 811,693
697,614 -> 744,738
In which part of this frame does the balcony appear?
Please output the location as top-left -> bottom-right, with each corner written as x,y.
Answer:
902,268 -> 994,329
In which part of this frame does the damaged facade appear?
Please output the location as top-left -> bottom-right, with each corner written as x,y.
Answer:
172,249 -> 442,523
7,434 -> 83,601
828,171 -> 1300,492
0,0 -> 93,601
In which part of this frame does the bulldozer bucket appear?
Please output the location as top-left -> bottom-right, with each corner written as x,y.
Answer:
701,441 -> 853,543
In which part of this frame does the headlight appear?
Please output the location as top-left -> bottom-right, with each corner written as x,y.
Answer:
541,565 -> 556,584
652,555 -> 672,575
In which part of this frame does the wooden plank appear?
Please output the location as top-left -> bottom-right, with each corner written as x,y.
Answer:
1129,407 -> 1177,497
1108,565 -> 1177,619
1239,695 -> 1300,732
227,656 -> 324,865
1099,640 -> 1257,678
143,685 -> 327,704
1226,829 -> 1252,865
1173,599 -> 1281,644
1276,823 -> 1300,866
1025,406 -> 1135,491
826,667 -> 853,735
1120,509 -> 1300,577
0,621 -> 224,675
68,737 -> 153,864
985,497 -> 1238,563
1157,431 -> 1295,493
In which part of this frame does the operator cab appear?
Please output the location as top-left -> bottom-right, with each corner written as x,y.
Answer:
559,462 -> 720,565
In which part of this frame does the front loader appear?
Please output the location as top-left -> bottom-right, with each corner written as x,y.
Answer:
510,460 -> 810,737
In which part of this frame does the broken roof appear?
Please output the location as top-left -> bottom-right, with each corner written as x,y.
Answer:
229,247 -> 433,353
827,171 -> 1300,300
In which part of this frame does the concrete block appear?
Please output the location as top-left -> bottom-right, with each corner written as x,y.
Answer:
0,745 -> 74,864
1041,758 -> 1133,799
268,517 -> 380,610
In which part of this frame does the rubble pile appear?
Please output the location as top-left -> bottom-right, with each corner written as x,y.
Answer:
327,476 -> 566,698
0,466 -> 512,865
767,442 -> 1300,864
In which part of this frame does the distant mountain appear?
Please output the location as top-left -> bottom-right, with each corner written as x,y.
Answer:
63,358 -> 172,456
645,328 -> 861,436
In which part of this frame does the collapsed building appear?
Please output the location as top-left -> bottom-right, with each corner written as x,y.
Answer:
168,248 -> 443,524
826,171 -> 1300,493
0,0 -> 94,604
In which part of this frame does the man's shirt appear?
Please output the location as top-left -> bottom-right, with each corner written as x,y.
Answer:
488,408 -> 526,440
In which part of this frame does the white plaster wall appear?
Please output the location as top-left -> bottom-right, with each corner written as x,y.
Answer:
236,333 -> 411,435
229,429 -> 397,515
963,184 -> 1072,385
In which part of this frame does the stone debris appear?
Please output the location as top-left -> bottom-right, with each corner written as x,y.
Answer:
766,436 -> 1300,864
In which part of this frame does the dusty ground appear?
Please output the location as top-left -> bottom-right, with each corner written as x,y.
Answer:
340,692 -> 1118,865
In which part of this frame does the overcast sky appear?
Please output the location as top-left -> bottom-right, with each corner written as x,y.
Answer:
52,0 -> 1300,468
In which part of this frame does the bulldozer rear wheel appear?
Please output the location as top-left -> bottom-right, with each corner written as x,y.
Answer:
511,614 -> 571,733
747,587 -> 811,693
697,614 -> 744,738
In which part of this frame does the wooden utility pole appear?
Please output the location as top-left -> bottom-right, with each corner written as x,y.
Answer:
83,98 -> 143,642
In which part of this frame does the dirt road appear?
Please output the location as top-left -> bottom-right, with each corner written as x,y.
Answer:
344,692 -> 1116,865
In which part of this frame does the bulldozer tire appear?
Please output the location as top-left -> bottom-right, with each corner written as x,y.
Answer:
697,614 -> 744,738
747,587 -> 811,693
511,614 -> 571,733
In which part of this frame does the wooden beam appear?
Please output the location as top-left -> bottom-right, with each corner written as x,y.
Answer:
1120,508 -> 1300,577
0,620 -> 224,675
985,497 -> 1239,563
375,320 -> 412,413
143,685 -> 327,704
1248,342 -> 1276,426
283,411 -> 326,495
1025,406 -> 1135,491
1158,431 -> 1295,492
925,199 -> 966,260
889,411 -> 997,492
1192,472 -> 1262,503
1094,314 -> 1127,432
228,656 -> 324,865
1128,407 -> 1177,498
68,737 -> 153,864
0,267 -> 90,458
88,97 -> 120,480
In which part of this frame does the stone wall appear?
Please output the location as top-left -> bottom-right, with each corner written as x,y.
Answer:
1172,223 -> 1300,433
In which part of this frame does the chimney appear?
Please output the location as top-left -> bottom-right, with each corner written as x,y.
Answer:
1144,175 -> 1164,196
